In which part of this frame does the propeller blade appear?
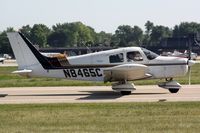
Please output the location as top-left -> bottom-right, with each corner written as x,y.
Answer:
188,66 -> 191,85
187,35 -> 192,85
188,60 -> 196,66
188,48 -> 191,60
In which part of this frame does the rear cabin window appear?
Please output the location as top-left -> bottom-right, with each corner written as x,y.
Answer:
127,51 -> 143,62
109,53 -> 124,63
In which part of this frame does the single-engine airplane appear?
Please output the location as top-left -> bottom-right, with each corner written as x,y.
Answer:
7,32 -> 196,95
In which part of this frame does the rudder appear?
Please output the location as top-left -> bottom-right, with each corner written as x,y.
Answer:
7,32 -> 41,69
7,32 -> 70,70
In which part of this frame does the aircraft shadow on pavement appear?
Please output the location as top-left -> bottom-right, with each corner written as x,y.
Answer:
8,94 -> 88,97
5,92 -> 167,101
7,91 -> 122,100
78,91 -> 122,100
77,91 -> 167,100
0,94 -> 8,97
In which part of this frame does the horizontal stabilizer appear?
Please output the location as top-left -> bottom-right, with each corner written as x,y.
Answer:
12,69 -> 32,74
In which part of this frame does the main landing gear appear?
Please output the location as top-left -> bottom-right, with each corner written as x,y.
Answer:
158,78 -> 181,93
112,81 -> 135,95
112,78 -> 181,95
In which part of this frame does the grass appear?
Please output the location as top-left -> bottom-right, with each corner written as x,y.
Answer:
0,64 -> 200,87
0,66 -> 200,132
0,102 -> 200,133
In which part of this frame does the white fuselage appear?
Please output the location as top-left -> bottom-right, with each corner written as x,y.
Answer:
28,47 -> 188,82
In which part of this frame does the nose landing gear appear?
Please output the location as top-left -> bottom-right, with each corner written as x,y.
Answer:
158,78 -> 181,93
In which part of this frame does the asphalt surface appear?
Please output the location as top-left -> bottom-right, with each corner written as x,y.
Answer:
0,85 -> 200,104
0,60 -> 17,67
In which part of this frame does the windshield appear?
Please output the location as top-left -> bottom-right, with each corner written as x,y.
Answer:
142,48 -> 158,60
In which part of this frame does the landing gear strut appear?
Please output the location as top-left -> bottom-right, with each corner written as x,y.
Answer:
112,81 -> 135,95
158,78 -> 181,93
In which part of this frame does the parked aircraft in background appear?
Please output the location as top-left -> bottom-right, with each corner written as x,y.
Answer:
171,50 -> 197,60
7,32 -> 195,95
0,54 -> 12,64
3,54 -> 12,59
0,57 -> 5,64
162,50 -> 198,60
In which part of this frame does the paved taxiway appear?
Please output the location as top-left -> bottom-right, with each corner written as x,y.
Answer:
0,60 -> 17,67
0,85 -> 200,104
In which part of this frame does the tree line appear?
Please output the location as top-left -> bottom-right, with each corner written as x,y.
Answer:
1,21 -> 200,55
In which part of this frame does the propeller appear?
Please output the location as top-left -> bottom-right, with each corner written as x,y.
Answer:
187,35 -> 196,85
188,59 -> 195,85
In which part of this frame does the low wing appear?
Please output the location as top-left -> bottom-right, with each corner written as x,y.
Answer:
104,64 -> 151,82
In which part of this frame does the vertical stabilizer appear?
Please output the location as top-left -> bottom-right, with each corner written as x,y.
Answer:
7,32 -> 41,69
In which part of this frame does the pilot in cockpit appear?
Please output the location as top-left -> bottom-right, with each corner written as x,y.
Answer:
127,51 -> 143,62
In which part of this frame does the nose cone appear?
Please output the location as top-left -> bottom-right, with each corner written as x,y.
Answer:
188,60 -> 196,66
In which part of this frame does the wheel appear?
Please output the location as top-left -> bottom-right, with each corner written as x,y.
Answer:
168,88 -> 179,93
120,91 -> 132,95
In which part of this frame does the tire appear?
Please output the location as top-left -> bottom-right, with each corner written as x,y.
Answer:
168,88 -> 179,93
120,91 -> 132,95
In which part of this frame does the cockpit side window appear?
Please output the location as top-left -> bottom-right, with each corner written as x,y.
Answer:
127,51 -> 143,62
142,48 -> 158,60
109,53 -> 124,63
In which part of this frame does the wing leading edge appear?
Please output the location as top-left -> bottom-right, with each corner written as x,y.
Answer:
104,64 -> 151,82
